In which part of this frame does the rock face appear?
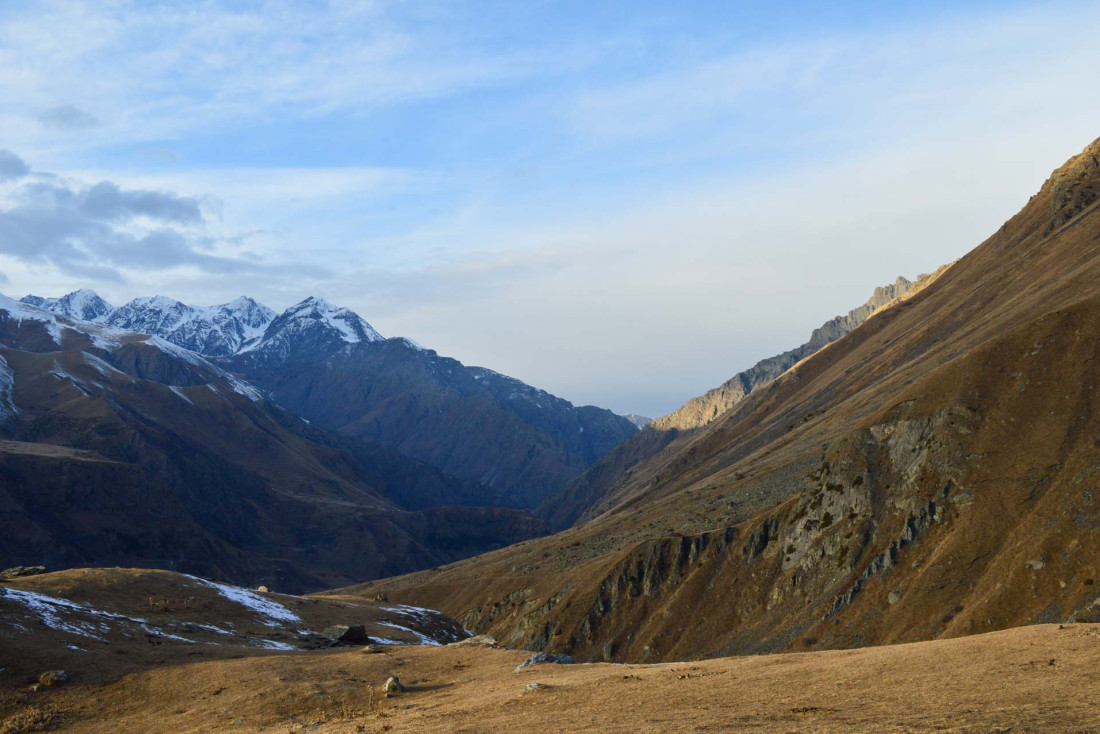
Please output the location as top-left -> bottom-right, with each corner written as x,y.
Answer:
352,134 -> 1100,665
536,268 -> 949,530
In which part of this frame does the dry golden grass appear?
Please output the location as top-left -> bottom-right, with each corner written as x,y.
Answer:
3,623 -> 1099,732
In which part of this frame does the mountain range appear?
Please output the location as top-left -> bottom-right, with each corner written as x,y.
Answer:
16,290 -> 641,510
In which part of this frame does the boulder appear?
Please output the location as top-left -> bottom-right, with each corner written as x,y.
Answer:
321,625 -> 371,645
383,676 -> 406,695
514,652 -> 574,672
1,565 -> 47,580
447,634 -> 497,648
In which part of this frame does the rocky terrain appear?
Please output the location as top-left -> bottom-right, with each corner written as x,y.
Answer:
344,135 -> 1100,667
2,568 -> 1099,732
0,298 -> 545,592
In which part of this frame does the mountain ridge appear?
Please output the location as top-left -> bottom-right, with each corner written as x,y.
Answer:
347,134 -> 1100,665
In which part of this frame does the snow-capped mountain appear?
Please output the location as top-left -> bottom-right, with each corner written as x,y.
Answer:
20,289 -> 114,323
23,288 -> 639,509
105,295 -> 277,357
235,296 -> 384,365
24,290 -> 383,362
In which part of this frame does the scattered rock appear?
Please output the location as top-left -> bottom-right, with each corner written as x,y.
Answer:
37,671 -> 67,687
887,590 -> 901,605
321,625 -> 371,645
514,652 -> 574,672
1026,560 -> 1046,570
383,676 -> 406,695
373,592 -> 389,602
362,643 -> 387,654
524,683 -> 548,692
447,634 -> 497,648
1,565 -> 47,580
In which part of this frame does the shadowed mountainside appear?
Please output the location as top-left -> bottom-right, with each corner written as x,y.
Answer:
0,301 -> 546,592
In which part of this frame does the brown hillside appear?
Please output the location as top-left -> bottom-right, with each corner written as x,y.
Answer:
342,135 -> 1100,664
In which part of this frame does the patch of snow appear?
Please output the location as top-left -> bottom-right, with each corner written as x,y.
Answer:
146,335 -> 209,368
253,639 -> 297,650
0,353 -> 18,420
169,386 -> 194,405
82,351 -> 127,379
376,621 -> 443,647
140,625 -> 195,643
369,637 -> 407,646
223,374 -> 264,402
395,336 -> 427,352
49,361 -> 94,396
382,604 -> 440,617
187,576 -> 301,626
0,586 -> 146,640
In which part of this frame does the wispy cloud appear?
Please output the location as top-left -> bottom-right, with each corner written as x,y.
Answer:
0,152 -> 321,282
36,104 -> 101,131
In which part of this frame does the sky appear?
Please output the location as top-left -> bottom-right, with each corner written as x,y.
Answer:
2,1 -> 1100,417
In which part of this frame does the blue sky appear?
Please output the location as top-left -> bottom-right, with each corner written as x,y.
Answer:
2,0 -> 1100,416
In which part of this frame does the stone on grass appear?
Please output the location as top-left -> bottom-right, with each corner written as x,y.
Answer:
321,625 -> 371,645
514,652 -> 574,672
1,566 -> 47,580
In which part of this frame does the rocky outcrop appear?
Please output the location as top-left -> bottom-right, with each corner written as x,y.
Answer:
1045,137 -> 1100,234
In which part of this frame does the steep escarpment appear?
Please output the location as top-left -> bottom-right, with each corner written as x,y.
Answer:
537,266 -> 949,530
352,135 -> 1100,663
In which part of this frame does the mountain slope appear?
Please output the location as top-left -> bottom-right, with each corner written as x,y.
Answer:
348,134 -> 1100,664
536,268 -> 948,530
227,336 -> 638,509
0,297 -> 545,592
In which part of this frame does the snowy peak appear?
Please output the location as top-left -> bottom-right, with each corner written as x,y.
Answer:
20,289 -> 113,323
279,296 -> 383,345
103,296 -> 277,358
220,297 -> 276,332
16,290 -> 386,363
236,297 -> 383,364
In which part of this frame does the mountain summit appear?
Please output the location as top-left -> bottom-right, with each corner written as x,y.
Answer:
20,289 -> 113,323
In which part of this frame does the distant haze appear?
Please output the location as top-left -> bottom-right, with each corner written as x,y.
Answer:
2,1 -> 1100,417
